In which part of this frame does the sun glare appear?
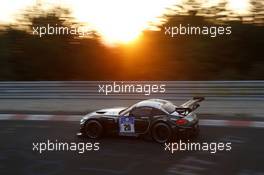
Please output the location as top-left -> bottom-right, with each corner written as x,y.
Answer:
66,0 -> 178,45
0,0 -> 178,45
0,0 -> 35,23
0,0 -> 254,44
227,0 -> 251,14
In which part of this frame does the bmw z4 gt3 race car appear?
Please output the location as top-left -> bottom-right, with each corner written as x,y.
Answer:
77,97 -> 204,143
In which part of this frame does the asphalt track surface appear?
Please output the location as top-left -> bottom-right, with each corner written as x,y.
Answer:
1,118 -> 264,175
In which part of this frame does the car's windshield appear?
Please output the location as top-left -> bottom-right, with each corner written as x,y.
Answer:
162,102 -> 176,114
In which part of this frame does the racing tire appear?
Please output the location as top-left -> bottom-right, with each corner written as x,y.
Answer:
151,122 -> 172,143
84,120 -> 103,139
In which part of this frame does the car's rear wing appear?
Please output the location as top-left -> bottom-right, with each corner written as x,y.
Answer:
175,97 -> 205,115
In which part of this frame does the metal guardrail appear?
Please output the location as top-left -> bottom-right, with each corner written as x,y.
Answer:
0,81 -> 263,100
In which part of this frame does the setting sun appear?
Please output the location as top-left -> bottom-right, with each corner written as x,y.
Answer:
67,0 -> 178,45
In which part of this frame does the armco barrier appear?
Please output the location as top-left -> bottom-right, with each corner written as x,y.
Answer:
0,81 -> 263,100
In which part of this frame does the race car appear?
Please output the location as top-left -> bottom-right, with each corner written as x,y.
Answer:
77,97 -> 204,143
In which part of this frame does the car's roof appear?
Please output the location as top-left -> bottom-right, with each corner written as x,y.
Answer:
135,99 -> 171,109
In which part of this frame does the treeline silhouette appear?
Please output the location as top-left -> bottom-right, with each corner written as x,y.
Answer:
0,8 -> 263,80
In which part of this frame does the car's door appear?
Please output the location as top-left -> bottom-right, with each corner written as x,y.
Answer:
130,107 -> 152,134
102,115 -> 119,134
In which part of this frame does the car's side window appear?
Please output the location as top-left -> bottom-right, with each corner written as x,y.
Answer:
130,107 -> 152,118
151,108 -> 166,116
